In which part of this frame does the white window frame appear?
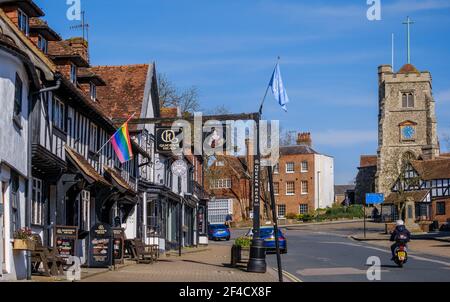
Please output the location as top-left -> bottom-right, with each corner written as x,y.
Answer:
38,34 -> 48,54
31,178 -> 43,226
299,204 -> 309,214
89,123 -> 98,152
80,190 -> 90,230
210,178 -> 232,189
52,97 -> 65,130
90,82 -> 97,101
301,161 -> 309,173
286,162 -> 294,173
273,163 -> 279,174
277,204 -> 286,219
70,63 -> 77,84
273,182 -> 279,195
18,9 -> 29,36
301,181 -> 309,195
286,181 -> 295,196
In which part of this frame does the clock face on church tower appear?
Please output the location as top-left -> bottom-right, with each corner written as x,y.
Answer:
402,125 -> 416,140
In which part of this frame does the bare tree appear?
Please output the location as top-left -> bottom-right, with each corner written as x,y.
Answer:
158,73 -> 201,116
383,150 -> 420,220
279,128 -> 297,146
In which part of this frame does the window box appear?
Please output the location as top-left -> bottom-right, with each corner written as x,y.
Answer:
13,239 -> 35,251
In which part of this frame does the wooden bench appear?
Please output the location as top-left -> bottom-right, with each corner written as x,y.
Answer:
130,239 -> 158,264
31,234 -> 65,277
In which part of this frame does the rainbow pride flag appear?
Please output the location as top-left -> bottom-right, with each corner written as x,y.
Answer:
111,122 -> 133,163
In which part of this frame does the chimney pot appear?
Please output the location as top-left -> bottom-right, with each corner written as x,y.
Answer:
297,132 -> 312,147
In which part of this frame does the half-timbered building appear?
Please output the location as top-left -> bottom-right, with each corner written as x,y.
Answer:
383,157 -> 450,231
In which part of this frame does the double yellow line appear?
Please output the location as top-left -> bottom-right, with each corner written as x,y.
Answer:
273,268 -> 303,282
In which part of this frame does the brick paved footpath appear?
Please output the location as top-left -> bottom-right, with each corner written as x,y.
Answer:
81,244 -> 278,282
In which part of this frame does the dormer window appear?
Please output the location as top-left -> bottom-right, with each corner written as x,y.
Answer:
18,9 -> 29,36
90,82 -> 97,101
70,63 -> 77,84
38,35 -> 48,54
402,92 -> 415,108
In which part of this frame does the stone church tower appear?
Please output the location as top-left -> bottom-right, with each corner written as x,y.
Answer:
375,64 -> 440,195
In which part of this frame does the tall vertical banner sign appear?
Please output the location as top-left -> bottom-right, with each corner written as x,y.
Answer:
253,157 -> 261,233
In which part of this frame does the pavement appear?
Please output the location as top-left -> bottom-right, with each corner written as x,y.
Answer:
81,243 -> 279,282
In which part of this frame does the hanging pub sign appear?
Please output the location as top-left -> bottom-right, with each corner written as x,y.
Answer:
54,226 -> 78,260
155,126 -> 183,154
203,121 -> 232,153
112,228 -> 125,265
88,223 -> 113,268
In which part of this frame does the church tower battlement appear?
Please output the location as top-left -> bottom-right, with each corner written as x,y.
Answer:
375,63 -> 440,195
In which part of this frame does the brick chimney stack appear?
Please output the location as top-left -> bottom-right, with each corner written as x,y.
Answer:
67,37 -> 89,63
297,132 -> 312,147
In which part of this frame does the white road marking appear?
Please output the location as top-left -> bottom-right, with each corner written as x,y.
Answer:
319,241 -> 450,267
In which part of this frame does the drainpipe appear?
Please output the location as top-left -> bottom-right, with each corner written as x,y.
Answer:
26,76 -> 62,280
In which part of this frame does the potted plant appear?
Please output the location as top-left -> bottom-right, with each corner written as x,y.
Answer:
13,227 -> 35,251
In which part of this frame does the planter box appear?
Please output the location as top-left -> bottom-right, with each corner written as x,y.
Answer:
13,239 -> 36,251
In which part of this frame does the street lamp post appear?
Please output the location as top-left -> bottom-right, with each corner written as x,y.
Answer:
247,114 -> 267,273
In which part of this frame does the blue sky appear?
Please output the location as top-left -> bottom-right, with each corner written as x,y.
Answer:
35,0 -> 450,184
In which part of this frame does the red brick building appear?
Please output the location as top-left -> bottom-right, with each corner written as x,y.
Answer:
272,133 -> 334,219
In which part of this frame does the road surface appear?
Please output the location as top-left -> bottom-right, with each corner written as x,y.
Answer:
221,222 -> 450,282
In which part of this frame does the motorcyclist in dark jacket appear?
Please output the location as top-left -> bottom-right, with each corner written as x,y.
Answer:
390,220 -> 411,260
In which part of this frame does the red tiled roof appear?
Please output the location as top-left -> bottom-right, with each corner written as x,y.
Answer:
398,64 -> 420,74
48,38 -> 89,66
411,158 -> 450,180
160,107 -> 179,118
90,64 -> 150,124
360,155 -> 377,168
385,190 -> 429,204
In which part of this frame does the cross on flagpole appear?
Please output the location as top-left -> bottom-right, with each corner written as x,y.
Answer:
402,16 -> 415,64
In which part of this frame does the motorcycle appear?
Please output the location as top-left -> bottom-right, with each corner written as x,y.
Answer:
393,244 -> 408,267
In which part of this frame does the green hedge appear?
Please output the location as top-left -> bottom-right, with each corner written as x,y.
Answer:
234,236 -> 252,248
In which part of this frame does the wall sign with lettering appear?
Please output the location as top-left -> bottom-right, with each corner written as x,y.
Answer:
112,228 -> 125,265
88,223 -> 113,268
54,226 -> 78,260
155,126 -> 183,154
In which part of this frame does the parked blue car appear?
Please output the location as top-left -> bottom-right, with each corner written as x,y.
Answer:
208,224 -> 231,241
246,226 -> 287,254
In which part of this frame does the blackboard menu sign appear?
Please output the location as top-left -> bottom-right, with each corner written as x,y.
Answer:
88,223 -> 113,268
112,228 -> 125,265
54,226 -> 78,260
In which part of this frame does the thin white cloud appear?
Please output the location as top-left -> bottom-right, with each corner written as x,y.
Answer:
386,0 -> 450,13
436,89 -> 450,103
314,129 -> 377,147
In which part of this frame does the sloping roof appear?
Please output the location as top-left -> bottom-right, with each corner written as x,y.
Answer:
104,166 -> 136,193
0,0 -> 44,17
360,155 -> 377,168
29,17 -> 61,41
385,190 -> 429,204
279,145 -> 317,156
335,185 -> 355,195
411,158 -> 450,180
65,146 -> 110,186
398,64 -> 420,74
48,39 -> 89,67
90,64 -> 150,122
160,107 -> 179,118
217,155 -> 251,179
